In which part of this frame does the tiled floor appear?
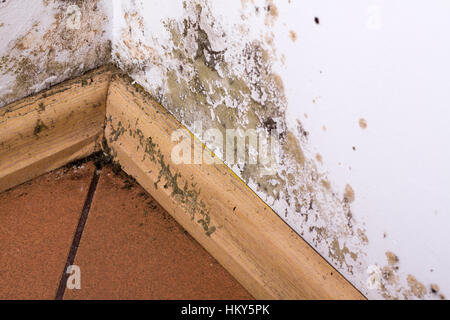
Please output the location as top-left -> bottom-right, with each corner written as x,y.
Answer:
0,161 -> 252,300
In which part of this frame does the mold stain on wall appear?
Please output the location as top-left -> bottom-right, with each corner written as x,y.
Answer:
365,250 -> 445,300
0,0 -> 111,107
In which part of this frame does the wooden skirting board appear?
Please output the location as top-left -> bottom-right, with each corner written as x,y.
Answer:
0,67 -> 365,300
0,67 -> 112,193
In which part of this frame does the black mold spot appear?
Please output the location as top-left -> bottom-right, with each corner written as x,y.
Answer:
33,119 -> 48,136
263,117 -> 277,132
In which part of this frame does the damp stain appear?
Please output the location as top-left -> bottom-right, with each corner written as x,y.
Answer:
359,118 -> 368,129
367,250 -> 446,300
328,238 -> 358,273
264,1 -> 279,27
289,30 -> 297,42
344,184 -> 355,203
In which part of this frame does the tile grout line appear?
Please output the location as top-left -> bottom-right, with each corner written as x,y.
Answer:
55,166 -> 102,300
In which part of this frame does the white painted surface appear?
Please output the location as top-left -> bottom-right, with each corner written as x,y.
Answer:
0,0 -> 112,107
280,0 -> 450,299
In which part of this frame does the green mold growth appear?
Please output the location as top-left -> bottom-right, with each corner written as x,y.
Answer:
105,116 -> 216,237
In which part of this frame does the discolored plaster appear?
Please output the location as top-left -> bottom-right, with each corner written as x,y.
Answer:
359,118 -> 368,129
0,0 -> 111,107
289,30 -> 297,42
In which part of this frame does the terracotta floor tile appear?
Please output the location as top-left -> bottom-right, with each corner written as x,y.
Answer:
0,162 -> 96,300
65,166 -> 252,300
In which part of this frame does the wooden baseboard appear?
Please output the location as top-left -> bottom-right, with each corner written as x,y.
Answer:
0,67 -> 112,193
0,67 -> 365,300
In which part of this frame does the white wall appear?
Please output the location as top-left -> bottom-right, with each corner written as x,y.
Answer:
0,0 -> 112,107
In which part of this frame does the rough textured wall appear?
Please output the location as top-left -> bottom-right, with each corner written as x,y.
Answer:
0,0 -> 112,108
112,0 -> 450,300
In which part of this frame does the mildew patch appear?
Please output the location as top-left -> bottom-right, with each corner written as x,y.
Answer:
315,153 -> 323,165
386,251 -> 399,265
117,10 -> 160,74
33,119 -> 49,137
0,0 -> 111,107
328,238 -> 358,273
430,283 -> 439,294
365,250 -> 446,300
289,30 -> 297,42
359,118 -> 368,129
344,184 -> 355,203
406,275 -> 427,299
264,1 -> 279,27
